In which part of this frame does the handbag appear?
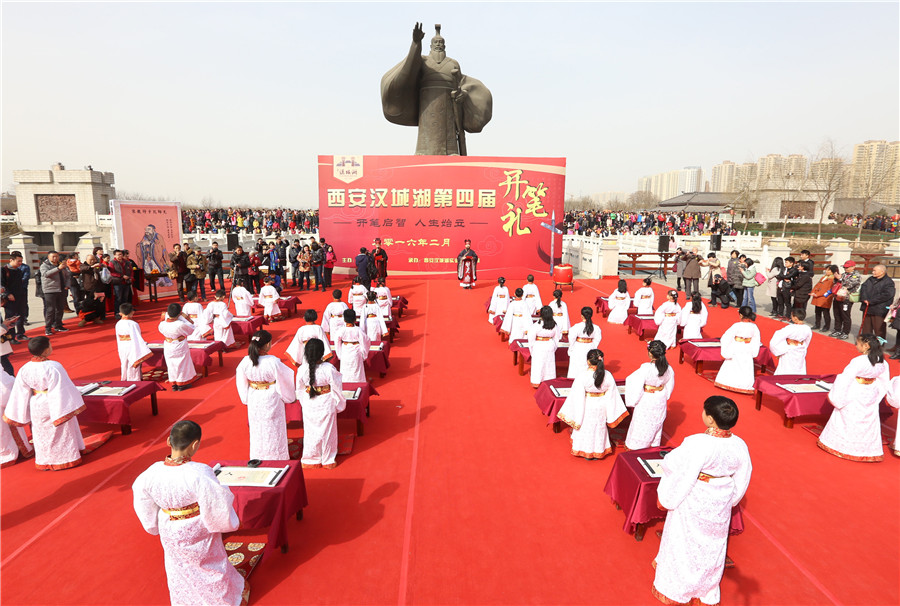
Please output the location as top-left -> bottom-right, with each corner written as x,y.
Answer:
754,272 -> 766,285
849,291 -> 860,303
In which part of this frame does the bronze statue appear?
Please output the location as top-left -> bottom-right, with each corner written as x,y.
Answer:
381,23 -> 492,156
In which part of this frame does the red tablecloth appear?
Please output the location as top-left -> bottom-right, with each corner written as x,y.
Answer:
286,382 -> 377,428
391,296 -> 408,313
509,338 -> 569,364
534,377 -> 627,426
145,340 -> 219,371
252,295 -> 300,317
329,341 -> 391,376
210,459 -> 307,558
603,447 -> 744,536
679,338 -> 776,373
492,316 -> 504,333
75,381 -> 164,428
232,316 -> 267,338
624,314 -> 658,340
594,296 -> 637,317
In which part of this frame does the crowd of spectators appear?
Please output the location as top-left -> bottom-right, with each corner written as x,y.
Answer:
181,208 -> 319,236
829,213 -> 900,234
563,210 -> 734,237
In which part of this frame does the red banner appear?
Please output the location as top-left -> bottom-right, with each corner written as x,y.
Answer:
318,155 -> 566,277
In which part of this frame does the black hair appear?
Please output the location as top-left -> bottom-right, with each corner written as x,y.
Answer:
119,303 -> 134,316
303,309 -> 317,322
791,308 -> 807,321
738,306 -> 757,322
333,289 -> 342,299
691,291 -> 702,314
498,276 -> 506,284
9,251 -> 22,259
527,274 -> 534,283
367,290 -> 377,302
827,264 -> 840,275
360,247 -> 367,253
581,306 -> 595,336
647,340 -> 669,377
186,291 -> 197,301
857,333 -> 885,366
707,252 -> 717,259
730,249 -> 740,257
799,260 -> 813,272
771,257 -> 784,271
304,338 -> 326,398
515,287 -> 524,298
587,349 -> 605,388
28,335 -> 50,356
248,329 -> 272,366
617,279 -> 627,294
744,258 -> 754,267
169,420 -> 202,450
343,309 -> 356,324
553,289 -> 563,309
785,256 -> 796,264
167,303 -> 182,318
800,249 -> 811,256
704,396 -> 739,430
215,289 -> 226,299
643,277 -> 652,286
539,306 -> 556,330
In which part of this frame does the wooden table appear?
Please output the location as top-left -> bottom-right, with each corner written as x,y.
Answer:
534,377 -> 627,432
75,381 -> 164,435
679,338 -> 776,375
286,382 -> 377,436
509,338 -> 569,376
145,340 -> 223,377
624,314 -> 658,340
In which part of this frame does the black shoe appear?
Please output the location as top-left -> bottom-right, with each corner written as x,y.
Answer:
829,331 -> 840,337
820,327 -> 831,333
45,329 -> 53,336
837,333 -> 849,340
179,383 -> 192,391
171,384 -> 181,391
54,327 -> 69,332
891,352 -> 900,360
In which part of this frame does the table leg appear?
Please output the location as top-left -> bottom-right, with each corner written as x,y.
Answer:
696,360 -> 704,375
366,403 -> 370,417
281,545 -> 289,554
615,503 -> 621,511
121,424 -> 131,435
389,331 -> 394,343
357,419 -> 364,436
755,391 -> 762,410
512,351 -> 518,366
296,509 -> 303,521
150,393 -> 158,416
627,326 -> 633,334
679,349 -> 685,364
218,351 -> 224,367
553,421 -> 563,434
784,416 -> 794,429
518,356 -> 526,376
634,523 -> 646,542
203,366 -> 208,378
379,372 -> 386,378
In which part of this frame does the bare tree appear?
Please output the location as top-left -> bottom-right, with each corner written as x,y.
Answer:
625,190 -> 660,209
116,191 -> 173,202
808,140 -> 847,240
732,172 -> 762,231
564,194 -> 594,211
852,149 -> 899,242
773,161 -> 809,238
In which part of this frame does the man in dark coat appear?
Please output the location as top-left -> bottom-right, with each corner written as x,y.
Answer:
859,264 -> 895,339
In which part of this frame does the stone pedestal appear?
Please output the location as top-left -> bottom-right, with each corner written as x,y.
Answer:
600,237 -> 620,278
766,238 -> 791,263
882,238 -> 900,258
75,233 -> 106,260
7,233 -> 39,269
826,238 -> 854,269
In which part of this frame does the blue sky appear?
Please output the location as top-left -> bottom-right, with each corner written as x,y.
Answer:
2,2 -> 898,208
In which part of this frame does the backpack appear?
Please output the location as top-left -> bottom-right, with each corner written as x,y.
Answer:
312,249 -> 325,264
99,266 -> 112,284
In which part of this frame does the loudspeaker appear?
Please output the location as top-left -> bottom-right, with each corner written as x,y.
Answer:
710,234 -> 722,252
226,233 -> 239,251
657,235 -> 670,253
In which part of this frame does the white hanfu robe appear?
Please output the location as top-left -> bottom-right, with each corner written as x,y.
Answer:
818,354 -> 889,462
334,324 -> 370,383
634,286 -> 655,315
557,369 -> 628,459
566,321 -> 602,378
527,322 -> 562,386
362,302 -> 389,342
132,460 -> 244,606
624,363 -> 675,450
207,301 -> 235,347
487,286 -> 510,324
236,354 -> 296,460
654,301 -> 682,349
158,319 -> 197,385
607,291 -> 631,324
116,318 -> 153,381
348,285 -> 368,316
374,286 -> 393,314
231,285 -> 254,317
258,284 -> 281,318
285,324 -> 332,367
713,321 -> 761,394
0,371 -> 33,468
679,303 -> 708,341
885,376 -> 900,455
182,302 -> 212,341
769,323 -> 812,376
522,283 -> 543,309
653,429 -> 752,606
295,362 -> 347,467
321,301 -> 349,336
550,301 -> 570,334
4,359 -> 85,470
500,299 -> 532,342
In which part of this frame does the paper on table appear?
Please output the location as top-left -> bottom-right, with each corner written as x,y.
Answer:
776,382 -> 830,394
815,381 -> 834,390
88,385 -> 138,397
370,344 -> 384,352
214,465 -> 288,487
637,315 -> 655,319
232,317 -> 254,321
637,457 -> 664,478
617,385 -> 627,395
515,340 -> 530,348
342,387 -> 362,400
77,382 -> 100,395
146,342 -> 165,349
188,342 -> 213,349
551,386 -> 571,397
687,341 -> 721,348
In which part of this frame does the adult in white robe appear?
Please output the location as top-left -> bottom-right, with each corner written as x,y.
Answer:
769,321 -> 812,376
634,284 -> 655,315
322,300 -> 349,336
526,316 -> 562,387
116,317 -> 153,381
566,319 -> 602,378
500,297 -> 532,342
295,360 -> 347,468
0,370 -> 33,467
258,283 -> 281,319
678,299 -> 708,341
334,323 -> 370,383
236,353 -> 295,460
182,301 -> 212,341
348,283 -> 368,316
4,356 -> 85,470
132,458 -> 244,606
207,300 -> 236,347
285,323 -> 332,367
558,367 -> 628,459
653,297 -> 681,349
653,427 -> 752,606
624,358 -> 675,450
158,317 -> 197,387
374,285 -> 393,314
362,301 -> 389,342
231,283 -> 254,317
885,375 -> 900,457
522,282 -> 542,309
607,288 -> 632,324
549,297 -> 570,335
818,348 -> 889,462
487,283 -> 510,325
713,318 -> 761,394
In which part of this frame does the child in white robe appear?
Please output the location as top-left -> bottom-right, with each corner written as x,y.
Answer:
549,289 -> 570,335
567,307 -> 602,378
653,290 -> 681,349
653,396 -> 752,606
258,277 -> 282,322
624,340 -> 675,450
500,289 -> 532,342
714,307 -> 761,394
362,291 -> 389,342
295,337 -> 347,468
1,369 -> 33,468
348,279 -> 368,316
334,309 -> 370,383
207,290 -> 235,348
158,303 -> 197,391
116,303 -> 153,381
3,336 -> 85,470
132,420 -> 246,606
235,330 -> 296,461
487,277 -> 510,325
527,306 -> 562,388
182,293 -> 212,340
322,290 -> 349,337
285,309 -> 333,367
522,274 -> 543,309
374,282 -> 393,315
558,349 -> 628,459
770,308 -> 812,375
634,277 -> 655,315
230,279 -> 255,317
678,292 -> 708,340
607,280 -> 632,324
818,334 -> 890,462
885,374 -> 900,458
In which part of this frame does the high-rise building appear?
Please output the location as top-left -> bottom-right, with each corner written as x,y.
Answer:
710,161 -> 737,192
848,140 -> 900,205
591,191 -> 629,207
733,162 -> 758,190
637,167 -> 703,201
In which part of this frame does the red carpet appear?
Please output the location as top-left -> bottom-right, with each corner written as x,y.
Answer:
1,277 -> 898,605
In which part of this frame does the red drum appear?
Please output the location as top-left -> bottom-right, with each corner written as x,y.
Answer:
553,264 -> 574,284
